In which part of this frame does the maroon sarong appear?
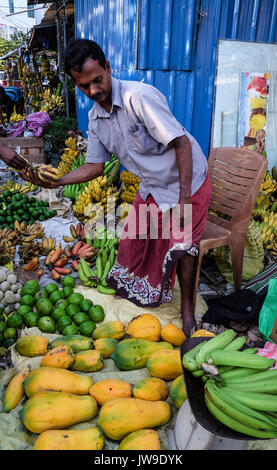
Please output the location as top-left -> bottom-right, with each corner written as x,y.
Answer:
106,172 -> 212,307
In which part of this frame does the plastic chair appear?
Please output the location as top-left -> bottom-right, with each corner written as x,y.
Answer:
193,147 -> 268,312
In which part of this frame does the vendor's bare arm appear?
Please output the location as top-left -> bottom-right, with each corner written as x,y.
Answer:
0,145 -> 26,169
57,162 -> 105,186
172,134 -> 193,204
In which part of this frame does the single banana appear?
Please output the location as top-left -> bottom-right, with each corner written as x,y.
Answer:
182,340 -> 208,372
209,350 -> 275,369
223,336 -> 246,351
221,387 -> 277,412
195,329 -> 236,365
219,367 -> 264,384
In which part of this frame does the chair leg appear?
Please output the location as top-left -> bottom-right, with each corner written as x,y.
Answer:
229,237 -> 245,291
192,250 -> 204,314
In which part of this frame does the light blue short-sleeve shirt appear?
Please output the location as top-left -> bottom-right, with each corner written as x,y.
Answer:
86,77 -> 208,210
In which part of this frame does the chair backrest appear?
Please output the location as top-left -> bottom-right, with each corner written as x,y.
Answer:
207,147 -> 268,233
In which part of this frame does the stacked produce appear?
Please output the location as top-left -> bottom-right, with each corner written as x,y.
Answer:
120,170 -> 140,204
0,278 -> 106,343
77,227 -> 119,294
40,88 -> 65,117
56,136 -> 80,177
182,329 -> 277,438
0,312 -> 193,449
0,180 -> 38,194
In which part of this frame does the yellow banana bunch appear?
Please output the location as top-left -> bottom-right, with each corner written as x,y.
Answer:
73,175 -> 119,219
20,182 -> 38,194
0,227 -> 18,246
260,172 -> 277,196
56,137 -> 79,177
14,220 -> 45,241
40,236 -> 57,255
0,238 -> 16,266
120,170 -> 140,204
40,90 -> 65,116
10,112 -> 25,122
0,181 -> 22,193
41,57 -> 50,77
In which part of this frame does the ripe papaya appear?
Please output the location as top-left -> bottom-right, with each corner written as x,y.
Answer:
33,427 -> 104,450
70,350 -> 104,373
20,391 -> 98,434
111,338 -> 173,370
40,345 -> 75,369
191,329 -> 216,338
133,377 -> 168,401
2,365 -> 31,413
146,349 -> 183,380
169,375 -> 187,409
97,398 -> 171,440
23,366 -> 94,397
89,379 -> 132,405
93,321 -> 125,340
118,429 -> 161,450
15,335 -> 49,357
94,338 -> 119,358
160,323 -> 186,346
49,335 -> 93,353
126,314 -> 162,342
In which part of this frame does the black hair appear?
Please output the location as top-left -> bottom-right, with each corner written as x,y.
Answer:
65,38 -> 106,77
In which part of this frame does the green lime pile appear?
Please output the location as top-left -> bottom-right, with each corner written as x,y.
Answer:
4,276 -> 106,340
0,190 -> 57,229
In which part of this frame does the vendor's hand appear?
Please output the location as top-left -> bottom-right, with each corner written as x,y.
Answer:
18,169 -> 59,189
0,148 -> 27,170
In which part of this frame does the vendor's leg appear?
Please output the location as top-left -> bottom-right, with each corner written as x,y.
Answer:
177,252 -> 197,337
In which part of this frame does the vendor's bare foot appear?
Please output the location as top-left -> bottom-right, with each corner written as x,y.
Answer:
182,313 -> 196,338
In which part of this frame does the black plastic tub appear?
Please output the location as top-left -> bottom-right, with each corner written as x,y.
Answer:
180,337 -> 257,440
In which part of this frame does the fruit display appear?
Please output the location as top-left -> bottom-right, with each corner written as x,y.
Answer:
10,278 -> 106,338
40,88 -> 65,117
0,180 -> 38,194
120,170 -> 140,204
56,136 -> 81,177
182,329 -> 277,438
0,190 -> 57,230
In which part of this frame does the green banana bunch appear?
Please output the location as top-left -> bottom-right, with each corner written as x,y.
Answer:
182,329 -> 277,438
77,226 -> 119,294
64,182 -> 88,201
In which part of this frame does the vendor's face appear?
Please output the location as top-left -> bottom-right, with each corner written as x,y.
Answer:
71,57 -> 112,109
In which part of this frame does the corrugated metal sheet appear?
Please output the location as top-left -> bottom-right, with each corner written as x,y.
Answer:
74,0 -> 277,157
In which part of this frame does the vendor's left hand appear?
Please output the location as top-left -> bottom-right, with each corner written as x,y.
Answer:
18,169 -> 58,189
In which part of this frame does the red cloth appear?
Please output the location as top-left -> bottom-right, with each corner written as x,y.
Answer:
107,172 -> 212,307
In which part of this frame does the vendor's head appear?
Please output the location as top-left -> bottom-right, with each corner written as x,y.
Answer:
65,38 -> 112,108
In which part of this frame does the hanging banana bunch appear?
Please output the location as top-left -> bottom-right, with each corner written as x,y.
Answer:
260,171 -> 277,196
120,170 -> 140,204
56,136 -> 80,177
40,88 -> 65,117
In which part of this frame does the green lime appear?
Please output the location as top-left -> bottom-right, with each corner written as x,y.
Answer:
49,289 -> 65,305
23,311 -> 39,327
62,286 -> 74,298
37,298 -> 54,316
73,312 -> 89,326
52,308 -> 66,322
65,303 -> 80,318
79,298 -> 93,313
44,283 -> 59,295
61,275 -> 76,288
3,338 -> 16,348
3,327 -> 17,340
88,305 -> 105,323
68,293 -> 84,305
7,314 -> 23,329
38,316 -> 56,334
34,290 -> 48,304
56,299 -> 68,310
79,320 -> 96,337
57,315 -> 72,334
20,280 -> 40,296
0,321 -> 6,333
20,295 -> 35,307
42,288 -> 49,298
62,324 -> 79,336
17,305 -> 32,317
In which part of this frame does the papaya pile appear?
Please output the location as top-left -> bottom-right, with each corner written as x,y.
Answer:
0,314 -> 219,450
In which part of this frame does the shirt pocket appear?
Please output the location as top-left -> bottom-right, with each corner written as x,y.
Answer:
127,122 -> 160,154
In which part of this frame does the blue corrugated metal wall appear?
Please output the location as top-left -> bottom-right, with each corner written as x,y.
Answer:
74,0 -> 277,158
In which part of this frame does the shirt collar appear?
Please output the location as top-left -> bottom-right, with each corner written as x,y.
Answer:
90,77 -> 123,120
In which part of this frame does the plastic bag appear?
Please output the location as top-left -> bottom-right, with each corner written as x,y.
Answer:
213,219 -> 265,284
258,278 -> 277,343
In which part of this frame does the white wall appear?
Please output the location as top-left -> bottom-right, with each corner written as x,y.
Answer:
0,0 -> 39,39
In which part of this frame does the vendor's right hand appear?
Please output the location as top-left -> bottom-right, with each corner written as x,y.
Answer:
18,169 -> 59,189
0,148 -> 27,170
